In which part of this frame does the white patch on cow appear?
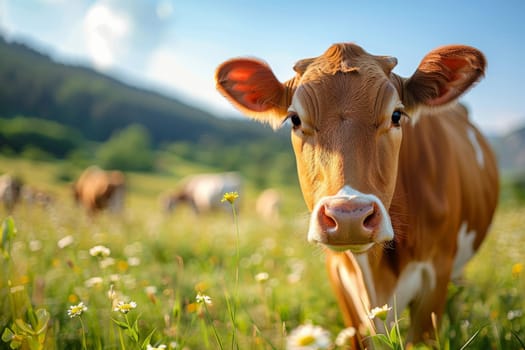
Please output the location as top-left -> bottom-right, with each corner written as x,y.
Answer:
467,127 -> 485,168
355,254 -> 376,303
337,255 -> 374,331
390,262 -> 436,320
452,222 -> 477,280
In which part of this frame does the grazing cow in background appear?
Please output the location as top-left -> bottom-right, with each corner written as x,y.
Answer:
73,166 -> 126,215
256,188 -> 282,222
216,43 -> 499,347
0,174 -> 23,213
162,172 -> 242,214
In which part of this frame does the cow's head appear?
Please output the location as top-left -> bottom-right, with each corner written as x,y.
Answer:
216,43 -> 485,253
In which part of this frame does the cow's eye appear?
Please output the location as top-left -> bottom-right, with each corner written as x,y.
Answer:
288,113 -> 302,129
391,110 -> 403,127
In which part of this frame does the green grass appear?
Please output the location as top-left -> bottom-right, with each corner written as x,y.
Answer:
0,156 -> 524,349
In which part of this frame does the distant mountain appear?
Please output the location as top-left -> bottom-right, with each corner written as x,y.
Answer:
494,125 -> 525,172
0,36 -> 285,147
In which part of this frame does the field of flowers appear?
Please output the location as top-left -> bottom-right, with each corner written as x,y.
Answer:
0,158 -> 524,349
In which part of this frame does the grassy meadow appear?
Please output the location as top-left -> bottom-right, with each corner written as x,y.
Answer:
1,155 -> 524,349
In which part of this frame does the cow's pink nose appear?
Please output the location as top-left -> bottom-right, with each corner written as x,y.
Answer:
315,197 -> 382,245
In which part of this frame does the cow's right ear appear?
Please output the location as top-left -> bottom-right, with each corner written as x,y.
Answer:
404,45 -> 486,109
215,58 -> 290,129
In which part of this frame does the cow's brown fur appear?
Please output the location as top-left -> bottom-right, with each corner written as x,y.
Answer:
73,166 -> 126,215
216,43 -> 498,347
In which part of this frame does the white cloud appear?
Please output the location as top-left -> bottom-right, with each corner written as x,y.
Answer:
81,1 -> 173,73
83,2 -> 130,69
156,0 -> 173,20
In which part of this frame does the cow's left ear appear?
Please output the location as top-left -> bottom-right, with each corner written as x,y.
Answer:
216,58 -> 291,129
404,45 -> 486,108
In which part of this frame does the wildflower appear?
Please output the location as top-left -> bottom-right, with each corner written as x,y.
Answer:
145,286 -> 157,295
288,259 -> 305,284
114,300 -> 137,314
29,240 -> 42,252
512,263 -> 523,278
288,272 -> 302,284
335,327 -> 356,346
286,323 -> 332,350
57,235 -> 74,249
122,275 -> 137,289
107,284 -> 117,300
85,276 -> 104,288
68,294 -> 79,303
99,257 -> 115,269
124,242 -> 143,256
507,309 -> 523,321
68,302 -> 87,318
10,285 -> 25,294
146,345 -> 167,350
368,304 -> 392,321
109,274 -> 120,282
221,191 -> 239,204
145,285 -> 158,304
255,272 -> 269,283
127,256 -> 141,266
89,245 -> 111,257
196,292 -> 212,305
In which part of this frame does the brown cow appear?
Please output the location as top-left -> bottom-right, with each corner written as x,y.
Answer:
216,43 -> 498,347
73,166 -> 126,214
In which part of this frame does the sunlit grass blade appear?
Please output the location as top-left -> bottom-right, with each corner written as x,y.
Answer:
511,331 -> 525,349
459,328 -> 482,350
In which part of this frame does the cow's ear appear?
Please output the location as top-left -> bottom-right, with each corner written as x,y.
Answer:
216,58 -> 290,129
404,45 -> 486,107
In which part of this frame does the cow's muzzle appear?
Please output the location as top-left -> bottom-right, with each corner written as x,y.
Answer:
307,186 -> 394,253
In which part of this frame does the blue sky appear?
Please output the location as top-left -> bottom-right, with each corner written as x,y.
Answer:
1,0 -> 524,135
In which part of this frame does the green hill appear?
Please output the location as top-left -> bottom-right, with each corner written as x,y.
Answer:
0,36 -> 286,147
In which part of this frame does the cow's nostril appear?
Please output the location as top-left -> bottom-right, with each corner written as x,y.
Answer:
363,205 -> 381,231
319,204 -> 337,230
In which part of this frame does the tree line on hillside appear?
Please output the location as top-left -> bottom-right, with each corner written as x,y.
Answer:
0,116 -> 298,188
